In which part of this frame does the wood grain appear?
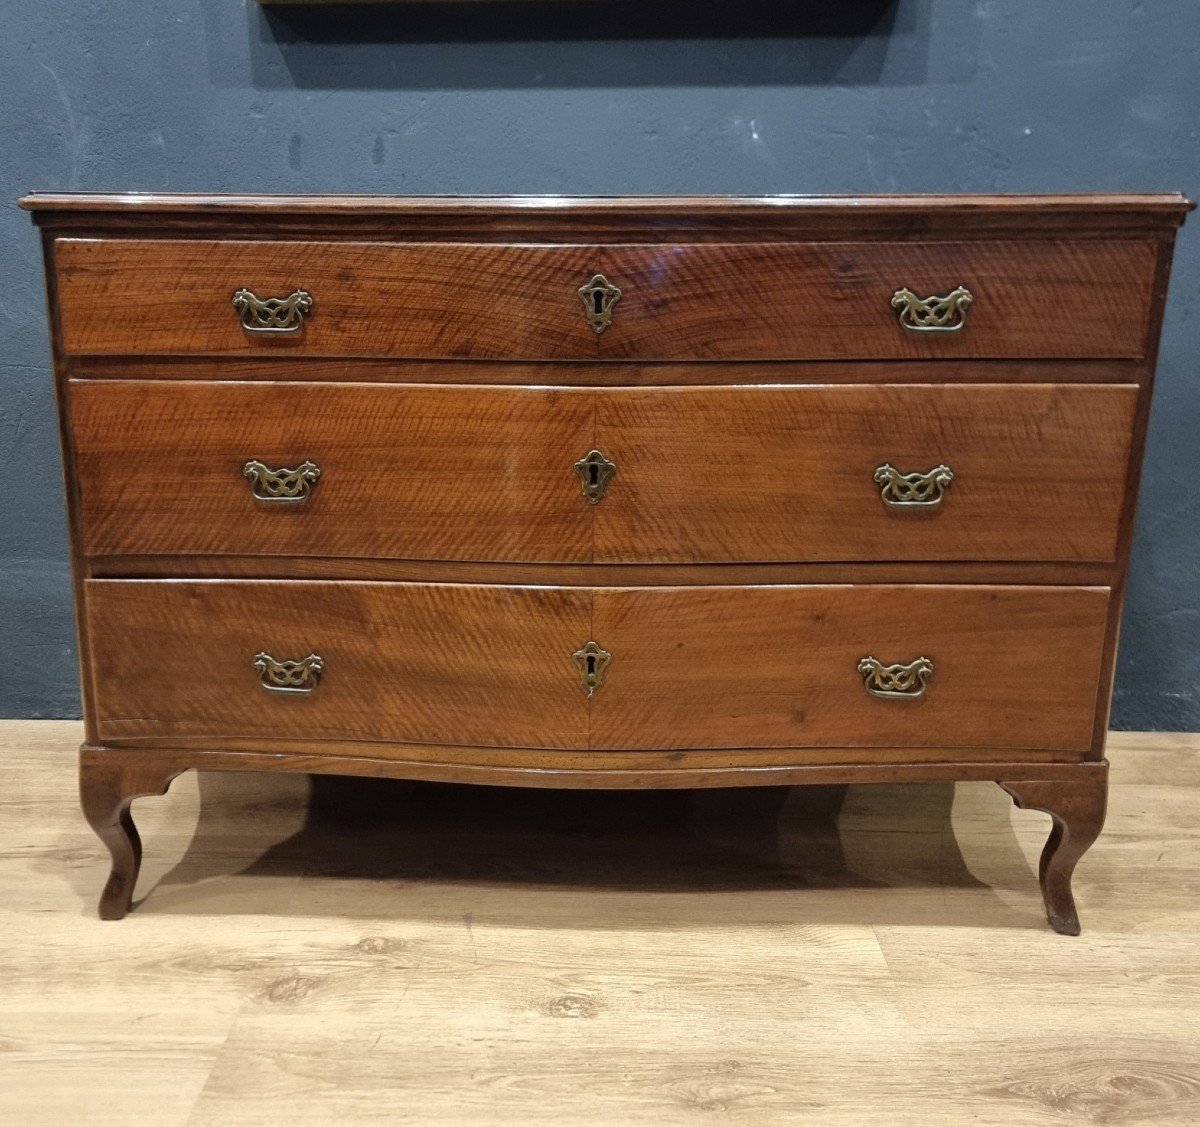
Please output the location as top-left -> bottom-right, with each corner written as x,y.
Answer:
54,239 -> 599,359
85,580 -> 592,749
594,383 -> 1136,564
38,228 -> 103,747
78,743 -> 1087,775
70,381 -> 1135,564
83,579 -> 1109,755
54,237 -> 1157,360
590,585 -> 1111,752
84,556 -> 1118,587
1088,231 -> 1185,757
70,381 -> 594,561
595,240 -> 1156,360
3,722 -> 1200,1127
67,355 -> 1148,385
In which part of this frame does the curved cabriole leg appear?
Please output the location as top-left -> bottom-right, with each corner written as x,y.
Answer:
998,765 -> 1109,936
79,754 -> 183,920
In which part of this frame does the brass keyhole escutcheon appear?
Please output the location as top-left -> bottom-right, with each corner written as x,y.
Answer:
578,274 -> 622,334
574,449 -> 617,505
573,640 -> 612,697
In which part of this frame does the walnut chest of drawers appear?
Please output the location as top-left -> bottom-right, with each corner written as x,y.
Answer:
22,191 -> 1192,931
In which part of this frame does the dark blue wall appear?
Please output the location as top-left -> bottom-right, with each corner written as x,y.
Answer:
2,1 -> 1197,726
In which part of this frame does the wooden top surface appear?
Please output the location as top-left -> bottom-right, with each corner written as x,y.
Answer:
20,191 -> 1194,237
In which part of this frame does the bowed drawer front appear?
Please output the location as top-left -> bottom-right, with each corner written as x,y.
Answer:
24,190 -> 1191,930
54,236 -> 1156,360
84,580 -> 1108,754
70,380 -> 1134,563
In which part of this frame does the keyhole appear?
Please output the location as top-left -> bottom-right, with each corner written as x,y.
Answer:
588,462 -> 600,488
586,655 -> 597,678
593,289 -> 605,316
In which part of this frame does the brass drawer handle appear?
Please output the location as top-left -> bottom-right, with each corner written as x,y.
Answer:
253,652 -> 324,694
874,463 -> 954,509
858,656 -> 933,700
891,285 -> 973,333
578,274 -> 622,334
243,460 -> 321,504
574,449 -> 617,505
232,288 -> 313,334
573,640 -> 612,697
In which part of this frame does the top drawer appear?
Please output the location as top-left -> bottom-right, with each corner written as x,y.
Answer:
54,237 -> 1158,361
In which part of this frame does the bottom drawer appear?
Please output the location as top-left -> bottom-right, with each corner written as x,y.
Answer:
85,580 -> 1110,753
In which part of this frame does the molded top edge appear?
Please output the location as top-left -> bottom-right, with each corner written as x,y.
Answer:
19,190 -> 1195,218
21,192 -> 1193,240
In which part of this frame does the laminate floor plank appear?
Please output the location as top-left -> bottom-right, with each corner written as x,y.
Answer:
2,722 -> 1199,1126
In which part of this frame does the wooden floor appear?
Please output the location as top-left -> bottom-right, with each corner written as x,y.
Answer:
3,723 -> 1200,1125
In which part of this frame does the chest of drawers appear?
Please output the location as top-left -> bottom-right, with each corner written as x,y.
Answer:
22,192 -> 1192,931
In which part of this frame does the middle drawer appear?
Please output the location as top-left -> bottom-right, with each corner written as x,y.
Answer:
71,380 -> 1136,564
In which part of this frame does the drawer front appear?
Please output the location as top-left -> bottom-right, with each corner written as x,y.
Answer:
589,585 -> 1110,752
86,580 -> 591,748
71,381 -> 595,561
55,239 -> 598,358
71,381 -> 1135,565
595,241 -> 1156,360
55,237 -> 1156,361
594,384 -> 1136,564
86,581 -> 1108,754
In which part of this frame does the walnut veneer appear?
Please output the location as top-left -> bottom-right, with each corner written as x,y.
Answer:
22,192 -> 1193,931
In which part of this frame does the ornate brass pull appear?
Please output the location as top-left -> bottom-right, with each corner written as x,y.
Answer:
574,449 -> 617,505
891,285 -> 973,333
578,274 -> 622,334
858,656 -> 933,700
874,463 -> 954,509
243,460 -> 322,504
253,652 -> 324,694
572,640 -> 611,697
232,288 -> 313,334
